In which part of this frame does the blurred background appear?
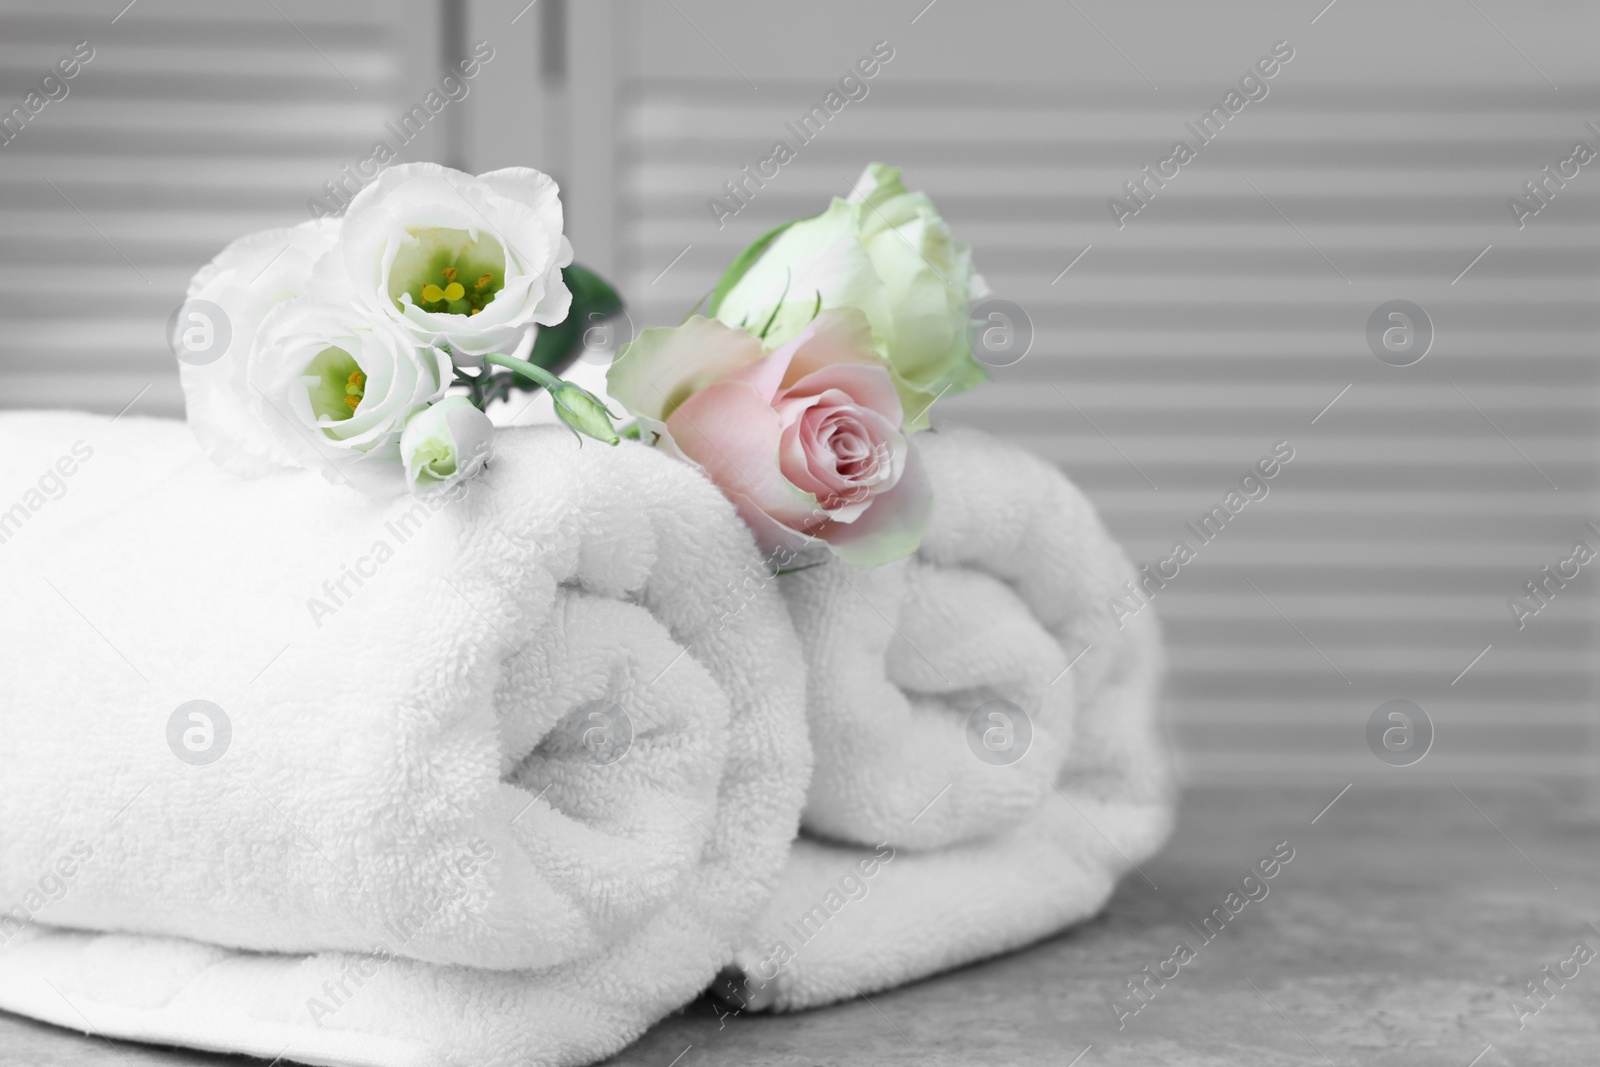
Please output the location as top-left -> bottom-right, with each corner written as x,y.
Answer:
3,0 -> 1596,795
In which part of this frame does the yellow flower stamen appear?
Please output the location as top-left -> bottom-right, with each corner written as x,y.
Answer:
443,282 -> 465,301
475,274 -> 493,291
421,283 -> 446,303
344,369 -> 365,412
441,266 -> 457,282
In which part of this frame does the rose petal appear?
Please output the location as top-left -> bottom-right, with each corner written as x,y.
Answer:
780,361 -> 903,425
778,399 -> 902,505
664,379 -> 819,530
720,334 -> 803,404
777,307 -> 882,387
607,317 -> 766,425
714,200 -> 896,354
812,438 -> 931,567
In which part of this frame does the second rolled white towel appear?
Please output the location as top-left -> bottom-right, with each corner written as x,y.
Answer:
728,424 -> 1172,1009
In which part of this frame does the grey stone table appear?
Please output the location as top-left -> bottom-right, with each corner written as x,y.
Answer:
2,783 -> 1595,1066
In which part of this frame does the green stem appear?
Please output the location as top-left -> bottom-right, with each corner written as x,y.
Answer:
482,349 -> 621,446
483,351 -> 562,392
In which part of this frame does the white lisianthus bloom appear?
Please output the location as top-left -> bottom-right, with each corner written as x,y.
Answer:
714,163 -> 989,429
325,162 -> 575,366
247,298 -> 454,496
399,396 -> 495,493
176,219 -> 341,476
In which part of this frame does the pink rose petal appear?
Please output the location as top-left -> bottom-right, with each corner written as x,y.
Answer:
812,438 -> 932,567
666,379 -> 819,529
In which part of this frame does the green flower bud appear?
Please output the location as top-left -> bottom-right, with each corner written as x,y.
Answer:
551,381 -> 620,446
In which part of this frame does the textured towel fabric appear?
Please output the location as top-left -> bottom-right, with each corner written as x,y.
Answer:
0,412 -> 810,1067
727,424 -> 1172,1010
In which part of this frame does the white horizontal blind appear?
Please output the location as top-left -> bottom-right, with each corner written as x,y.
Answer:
603,0 -> 1600,787
0,0 -> 443,417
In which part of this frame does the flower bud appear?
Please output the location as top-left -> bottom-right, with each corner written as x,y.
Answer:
551,381 -> 620,446
400,395 -> 495,493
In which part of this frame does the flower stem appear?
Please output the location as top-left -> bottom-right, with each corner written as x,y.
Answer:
483,352 -> 562,392
481,351 -> 621,446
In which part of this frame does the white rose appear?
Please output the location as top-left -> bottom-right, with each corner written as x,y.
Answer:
713,163 -> 989,429
400,396 -> 495,494
849,163 -> 991,384
326,162 -> 574,366
176,219 -> 340,476
247,298 -> 453,495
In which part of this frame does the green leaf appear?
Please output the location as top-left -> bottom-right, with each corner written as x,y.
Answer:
522,263 -> 626,382
707,220 -> 796,318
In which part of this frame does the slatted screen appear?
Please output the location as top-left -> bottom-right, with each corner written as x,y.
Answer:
598,0 -> 1600,787
0,0 -> 444,417
4,0 -> 1595,789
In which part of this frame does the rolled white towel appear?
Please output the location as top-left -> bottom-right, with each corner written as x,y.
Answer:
727,424 -> 1171,1010
0,411 -> 810,1067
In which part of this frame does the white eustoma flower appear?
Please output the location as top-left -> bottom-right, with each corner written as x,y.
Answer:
325,162 -> 575,366
176,219 -> 340,476
399,395 -> 495,493
247,298 -> 453,496
714,163 -> 989,429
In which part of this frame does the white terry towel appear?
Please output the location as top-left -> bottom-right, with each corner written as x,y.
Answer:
0,411 -> 810,1067
726,424 -> 1172,1010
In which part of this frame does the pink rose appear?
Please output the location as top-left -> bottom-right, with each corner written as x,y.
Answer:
608,309 -> 930,566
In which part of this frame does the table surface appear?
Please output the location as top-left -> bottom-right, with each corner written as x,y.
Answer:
2,782 -> 1596,1066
